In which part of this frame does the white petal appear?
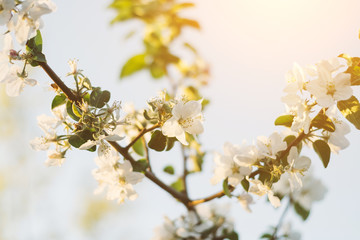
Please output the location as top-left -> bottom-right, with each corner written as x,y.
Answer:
183,119 -> 203,135
79,140 -> 97,150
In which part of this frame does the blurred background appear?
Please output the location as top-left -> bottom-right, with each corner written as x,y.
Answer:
1,0 -> 360,239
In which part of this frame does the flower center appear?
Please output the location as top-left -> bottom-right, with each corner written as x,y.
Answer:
178,117 -> 194,128
327,82 -> 336,96
119,176 -> 127,185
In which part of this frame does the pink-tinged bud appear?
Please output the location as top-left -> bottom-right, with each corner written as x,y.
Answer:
9,49 -> 20,60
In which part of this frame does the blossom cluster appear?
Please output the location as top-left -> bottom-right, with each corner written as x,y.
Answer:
0,0 -> 56,96
152,204 -> 236,240
211,57 -> 354,213
30,105 -> 69,166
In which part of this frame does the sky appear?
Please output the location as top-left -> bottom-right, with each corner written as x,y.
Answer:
1,0 -> 360,239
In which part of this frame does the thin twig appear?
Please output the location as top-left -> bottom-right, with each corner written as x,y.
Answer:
142,136 -> 152,172
181,145 -> 189,197
125,124 -> 159,151
270,198 -> 292,240
189,186 -> 234,207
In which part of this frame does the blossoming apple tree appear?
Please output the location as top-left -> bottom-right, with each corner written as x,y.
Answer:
1,0 -> 360,239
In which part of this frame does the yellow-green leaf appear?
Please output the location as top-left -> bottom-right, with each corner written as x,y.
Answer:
120,54 -> 147,78
313,140 -> 330,168
337,95 -> 360,130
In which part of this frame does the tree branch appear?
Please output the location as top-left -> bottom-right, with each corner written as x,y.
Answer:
40,60 -> 192,210
124,123 -> 159,151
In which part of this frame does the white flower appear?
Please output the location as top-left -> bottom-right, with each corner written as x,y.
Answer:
307,58 -> 352,108
281,222 -> 301,240
45,149 -> 65,167
273,171 -> 327,211
152,204 -> 234,240
92,150 -> 144,203
325,106 -> 351,153
67,59 -> 80,75
162,99 -> 203,145
0,0 -> 15,25
152,217 -> 177,240
286,147 -> 311,191
211,142 -> 254,187
8,0 -> 56,45
257,132 -> 287,159
1,65 -> 37,97
284,63 -> 306,95
79,126 -> 124,151
248,178 -> 281,208
289,102 -> 312,134
238,193 -> 254,212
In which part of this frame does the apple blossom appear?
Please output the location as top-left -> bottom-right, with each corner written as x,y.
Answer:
162,99 -> 204,145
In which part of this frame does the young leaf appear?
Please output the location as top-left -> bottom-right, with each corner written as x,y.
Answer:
223,179 -> 232,198
170,178 -> 184,192
337,95 -> 360,130
132,138 -> 145,156
51,94 -> 66,109
148,130 -> 167,151
226,231 -> 239,240
89,88 -> 111,108
120,54 -> 146,78
132,159 -> 148,173
312,111 -> 335,132
260,233 -> 273,239
66,101 -> 80,121
274,115 -> 294,127
241,178 -> 249,192
165,137 -> 177,151
313,140 -> 330,168
68,129 -> 95,151
163,165 -> 175,175
339,54 -> 360,85
294,202 -> 310,221
26,30 -> 43,52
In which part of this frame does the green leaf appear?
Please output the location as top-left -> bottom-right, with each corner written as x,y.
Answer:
283,135 -> 302,154
313,140 -> 331,168
170,178 -> 184,192
274,115 -> 294,127
337,95 -> 360,130
165,137 -> 177,151
294,202 -> 310,221
51,94 -> 66,109
89,88 -> 111,108
260,233 -> 273,239
68,129 -> 95,152
120,54 -> 147,78
223,179 -> 232,198
226,231 -> 239,240
132,138 -> 145,156
66,101 -> 80,121
163,165 -> 175,175
339,54 -> 360,85
148,130 -> 167,151
150,62 -> 165,79
132,159 -> 148,172
241,178 -> 249,192
258,170 -> 271,184
26,30 -> 46,66
26,30 -> 43,52
312,110 -> 335,132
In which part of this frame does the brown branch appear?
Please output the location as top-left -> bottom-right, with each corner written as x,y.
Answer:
124,123 -> 159,151
40,60 -> 192,210
39,62 -> 81,104
189,186 -> 234,207
108,141 -> 191,208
